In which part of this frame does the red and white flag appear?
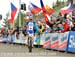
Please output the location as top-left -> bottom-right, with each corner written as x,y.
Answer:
60,3 -> 73,14
8,0 -> 19,24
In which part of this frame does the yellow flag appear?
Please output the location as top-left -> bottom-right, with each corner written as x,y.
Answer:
45,4 -> 54,15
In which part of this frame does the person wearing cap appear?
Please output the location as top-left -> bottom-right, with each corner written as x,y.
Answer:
8,27 -> 15,44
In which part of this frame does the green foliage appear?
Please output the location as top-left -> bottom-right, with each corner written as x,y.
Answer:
54,0 -> 69,15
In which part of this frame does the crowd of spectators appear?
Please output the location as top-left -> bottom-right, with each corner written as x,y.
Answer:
26,12 -> 75,34
0,12 -> 75,38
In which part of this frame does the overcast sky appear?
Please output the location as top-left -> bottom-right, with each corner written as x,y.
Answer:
0,0 -> 68,17
0,0 -> 57,18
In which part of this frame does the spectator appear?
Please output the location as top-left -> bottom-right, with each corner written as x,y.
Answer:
45,25 -> 52,33
22,25 -> 27,36
2,29 -> 8,43
38,23 -> 45,34
51,24 -> 57,33
57,23 -> 64,31
71,21 -> 75,31
8,27 -> 15,44
66,14 -> 73,26
50,19 -> 56,28
58,20 -> 70,33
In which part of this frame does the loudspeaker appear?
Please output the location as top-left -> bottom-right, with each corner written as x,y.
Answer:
21,4 -> 26,11
0,14 -> 2,20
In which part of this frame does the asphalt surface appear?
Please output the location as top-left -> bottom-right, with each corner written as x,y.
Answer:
0,43 -> 75,57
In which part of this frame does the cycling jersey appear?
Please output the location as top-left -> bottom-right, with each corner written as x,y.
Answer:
27,22 -> 34,36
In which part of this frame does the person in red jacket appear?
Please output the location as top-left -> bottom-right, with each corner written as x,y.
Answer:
58,20 -> 70,33
1,29 -> 5,34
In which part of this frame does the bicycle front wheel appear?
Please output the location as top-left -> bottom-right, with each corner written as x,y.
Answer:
28,37 -> 32,52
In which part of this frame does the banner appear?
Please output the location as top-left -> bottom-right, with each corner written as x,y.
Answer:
40,33 -> 46,45
2,34 -> 8,43
67,31 -> 75,52
0,31 -> 75,53
50,33 -> 58,50
0,33 -> 2,42
8,34 -> 15,43
34,34 -> 41,45
43,33 -> 51,49
58,32 -> 69,51
14,32 -> 25,44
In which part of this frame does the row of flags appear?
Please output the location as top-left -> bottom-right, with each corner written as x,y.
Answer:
28,0 -> 54,26
1,0 -> 73,28
29,0 -> 73,15
28,0 -> 73,26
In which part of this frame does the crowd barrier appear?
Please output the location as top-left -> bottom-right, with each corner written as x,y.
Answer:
67,31 -> 75,52
0,34 -> 2,42
58,32 -> 69,51
0,31 -> 75,52
25,31 -> 75,52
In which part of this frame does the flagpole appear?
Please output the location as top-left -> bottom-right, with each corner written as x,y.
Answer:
23,3 -> 25,27
9,0 -> 13,28
10,0 -> 15,28
13,0 -> 14,28
19,0 -> 21,27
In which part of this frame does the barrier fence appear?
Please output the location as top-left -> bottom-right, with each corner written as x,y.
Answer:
0,31 -> 75,52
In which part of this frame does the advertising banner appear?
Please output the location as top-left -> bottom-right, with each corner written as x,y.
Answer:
67,31 -> 75,52
14,32 -> 25,44
40,33 -> 46,45
43,33 -> 51,49
58,32 -> 69,51
8,34 -> 15,43
14,32 -> 22,44
0,33 -> 2,42
34,34 -> 41,45
50,33 -> 58,50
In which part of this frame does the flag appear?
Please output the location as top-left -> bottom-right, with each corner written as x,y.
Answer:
8,3 -> 17,23
46,5 -> 54,16
28,2 -> 41,14
40,0 -> 50,26
60,3 -> 73,14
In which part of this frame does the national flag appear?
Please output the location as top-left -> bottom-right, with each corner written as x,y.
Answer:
8,3 -> 17,23
40,0 -> 50,26
45,5 -> 54,16
43,12 -> 51,26
60,3 -> 73,14
28,2 -> 41,14
40,0 -> 46,13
